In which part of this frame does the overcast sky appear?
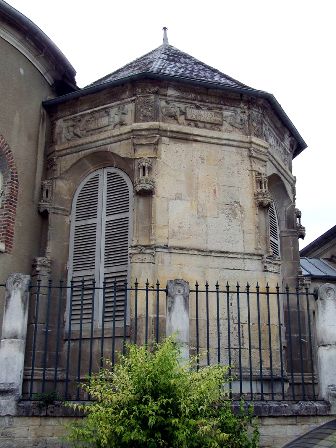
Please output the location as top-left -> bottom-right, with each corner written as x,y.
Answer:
6,0 -> 336,248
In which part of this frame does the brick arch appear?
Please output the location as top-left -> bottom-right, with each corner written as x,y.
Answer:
0,134 -> 18,253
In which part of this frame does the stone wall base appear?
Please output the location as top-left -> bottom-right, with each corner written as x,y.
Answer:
259,415 -> 335,447
0,413 -> 334,448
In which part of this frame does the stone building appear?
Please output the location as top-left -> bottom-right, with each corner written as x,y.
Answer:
2,4 -> 336,448
0,0 -> 76,290
42,32 -> 306,292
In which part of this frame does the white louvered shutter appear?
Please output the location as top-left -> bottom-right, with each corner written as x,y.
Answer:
68,167 -> 132,327
268,201 -> 280,258
100,169 -> 132,322
68,172 -> 102,325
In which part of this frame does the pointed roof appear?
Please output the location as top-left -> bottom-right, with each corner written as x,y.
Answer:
44,41 -> 306,156
88,44 -> 254,92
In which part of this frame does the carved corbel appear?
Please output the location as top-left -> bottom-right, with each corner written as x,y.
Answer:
295,208 -> 306,239
254,172 -> 272,208
38,180 -> 53,215
32,256 -> 51,280
134,158 -> 155,195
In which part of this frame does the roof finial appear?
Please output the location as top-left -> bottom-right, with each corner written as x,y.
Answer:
163,27 -> 169,46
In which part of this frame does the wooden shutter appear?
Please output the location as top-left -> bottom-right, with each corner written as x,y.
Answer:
68,172 -> 102,325
268,201 -> 280,258
68,167 -> 132,326
100,169 -> 132,322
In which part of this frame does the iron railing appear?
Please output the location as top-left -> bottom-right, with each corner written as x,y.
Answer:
20,280 -> 317,402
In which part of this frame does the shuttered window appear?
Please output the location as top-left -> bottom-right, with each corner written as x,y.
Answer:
268,201 -> 280,258
68,168 -> 132,326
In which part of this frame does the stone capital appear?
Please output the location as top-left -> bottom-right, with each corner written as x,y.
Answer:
167,279 -> 190,300
318,283 -> 336,301
5,273 -> 30,294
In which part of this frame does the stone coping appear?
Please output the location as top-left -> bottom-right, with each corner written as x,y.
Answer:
16,400 -> 331,418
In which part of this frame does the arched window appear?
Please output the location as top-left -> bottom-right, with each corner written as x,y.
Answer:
67,167 -> 133,326
268,201 -> 280,258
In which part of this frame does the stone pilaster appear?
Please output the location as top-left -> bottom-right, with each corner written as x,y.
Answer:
316,283 -> 336,405
0,273 -> 30,415
166,279 -> 189,362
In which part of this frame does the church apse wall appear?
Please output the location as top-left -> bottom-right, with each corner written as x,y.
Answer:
44,79 -> 301,290
22,80 -> 305,397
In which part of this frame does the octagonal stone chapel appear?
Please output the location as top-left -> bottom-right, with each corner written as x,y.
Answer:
1,11 -> 312,407
39,31 -> 305,293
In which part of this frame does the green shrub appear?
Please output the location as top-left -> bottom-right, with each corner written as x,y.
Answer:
67,338 -> 259,447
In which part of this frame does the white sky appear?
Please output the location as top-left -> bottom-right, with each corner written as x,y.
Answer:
6,0 -> 336,248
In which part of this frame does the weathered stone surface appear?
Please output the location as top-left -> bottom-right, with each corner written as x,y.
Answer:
316,284 -> 336,400
0,403 -> 333,448
0,274 -> 30,415
166,279 -> 190,361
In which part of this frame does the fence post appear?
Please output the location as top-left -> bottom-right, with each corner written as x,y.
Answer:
166,279 -> 190,362
0,273 -> 30,415
316,283 -> 336,406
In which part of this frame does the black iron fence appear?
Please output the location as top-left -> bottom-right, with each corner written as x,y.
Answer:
20,280 -> 317,402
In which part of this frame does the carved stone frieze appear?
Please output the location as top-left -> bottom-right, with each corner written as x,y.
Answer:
160,101 -> 223,131
135,95 -> 157,122
263,123 -> 292,168
135,84 -> 160,95
185,107 -> 222,125
54,103 -> 131,144
249,104 -> 264,139
161,101 -> 186,125
223,105 -> 248,134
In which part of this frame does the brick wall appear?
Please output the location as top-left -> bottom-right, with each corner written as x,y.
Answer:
0,134 -> 18,253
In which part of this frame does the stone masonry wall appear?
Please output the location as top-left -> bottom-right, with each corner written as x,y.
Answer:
0,414 -> 334,448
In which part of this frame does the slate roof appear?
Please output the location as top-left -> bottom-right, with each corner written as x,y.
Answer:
44,40 -> 307,156
300,225 -> 336,257
88,44 -> 255,92
283,419 -> 336,447
300,257 -> 336,279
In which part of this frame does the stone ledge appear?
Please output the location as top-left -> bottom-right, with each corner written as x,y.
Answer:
17,400 -> 331,418
17,401 -> 85,417
245,401 -> 331,417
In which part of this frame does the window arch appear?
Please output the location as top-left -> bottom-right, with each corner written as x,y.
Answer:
268,201 -> 281,258
67,167 -> 133,326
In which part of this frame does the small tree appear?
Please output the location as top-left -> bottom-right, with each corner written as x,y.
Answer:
67,338 -> 259,447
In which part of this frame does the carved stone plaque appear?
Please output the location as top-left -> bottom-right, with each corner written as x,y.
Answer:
185,107 -> 222,125
136,95 -> 157,122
